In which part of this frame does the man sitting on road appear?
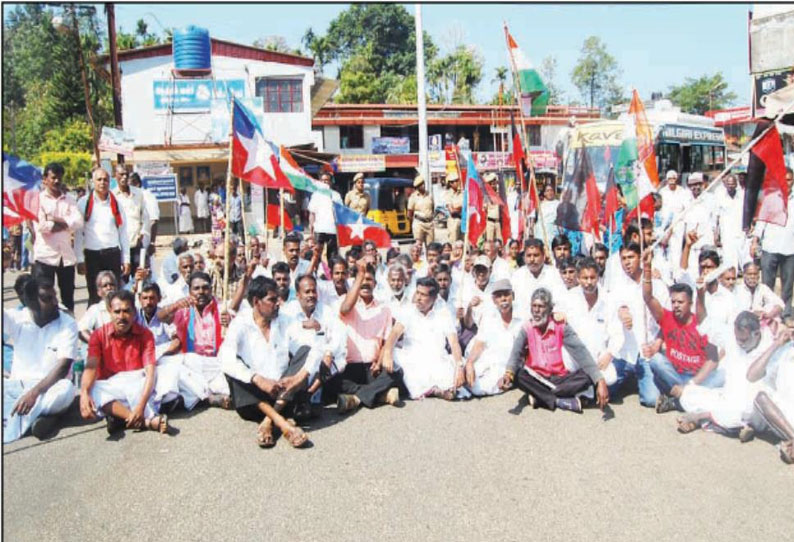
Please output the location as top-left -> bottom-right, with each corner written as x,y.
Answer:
78,271 -> 118,343
500,288 -> 609,413
642,250 -> 724,414
332,260 -> 403,413
463,279 -> 523,397
3,277 -> 78,442
79,290 -> 168,434
220,277 -> 310,449
511,238 -> 567,320
382,277 -> 465,400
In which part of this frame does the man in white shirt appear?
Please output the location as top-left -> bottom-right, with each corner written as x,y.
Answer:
159,252 -> 194,307
220,277 -> 311,448
112,165 -> 150,278
376,263 -> 412,318
734,262 -> 784,322
130,172 -> 159,265
463,279 -> 523,397
482,239 -> 510,281
78,271 -> 118,343
752,167 -> 794,325
32,162 -> 84,312
715,173 -> 747,271
511,238 -> 567,320
681,172 -> 719,277
317,255 -> 349,310
75,168 -> 130,305
460,255 -> 495,331
658,169 -> 693,271
194,184 -> 210,233
308,173 -> 343,260
3,276 -> 77,442
566,258 -> 611,381
382,277 -> 465,400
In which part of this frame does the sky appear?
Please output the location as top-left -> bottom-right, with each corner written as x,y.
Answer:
106,3 -> 753,107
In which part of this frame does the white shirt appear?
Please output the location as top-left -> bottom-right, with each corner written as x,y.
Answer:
734,282 -> 784,314
459,280 -> 495,327
396,304 -> 457,355
194,189 -> 210,218
161,276 -> 189,306
511,264 -> 568,320
317,279 -> 346,311
606,274 -> 670,362
141,187 -> 160,222
490,257 -> 511,282
659,184 -> 693,220
683,192 -> 718,250
308,190 -> 343,235
376,288 -> 412,320
112,186 -> 150,246
3,309 -> 78,382
78,302 -> 112,334
566,285 -> 609,359
715,186 -> 745,239
75,192 -> 130,264
283,302 -> 347,377
220,310 -> 291,383
755,193 -> 794,256
470,311 -> 523,362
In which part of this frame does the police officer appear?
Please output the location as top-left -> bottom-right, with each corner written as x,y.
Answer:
407,175 -> 435,246
484,172 -> 502,242
344,172 -> 371,215
446,172 -> 463,242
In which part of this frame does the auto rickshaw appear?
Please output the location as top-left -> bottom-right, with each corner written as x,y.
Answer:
362,177 -> 413,237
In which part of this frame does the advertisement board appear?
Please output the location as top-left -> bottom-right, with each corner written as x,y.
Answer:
142,175 -> 178,201
337,154 -> 385,173
372,137 -> 410,154
153,79 -> 246,111
98,127 -> 135,156
753,68 -> 794,117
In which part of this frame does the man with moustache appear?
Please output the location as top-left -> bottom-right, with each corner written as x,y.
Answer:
112,165 -> 150,277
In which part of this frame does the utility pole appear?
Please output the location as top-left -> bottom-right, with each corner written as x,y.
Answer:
415,5 -> 431,207
106,3 -> 124,164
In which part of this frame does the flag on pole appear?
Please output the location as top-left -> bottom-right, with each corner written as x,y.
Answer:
333,202 -> 391,248
278,146 -> 332,196
603,164 -> 620,233
616,90 -> 659,217
555,147 -> 601,235
504,26 -> 549,117
461,151 -> 487,245
266,203 -> 293,231
231,99 -> 294,192
2,152 -> 41,227
744,122 -> 789,228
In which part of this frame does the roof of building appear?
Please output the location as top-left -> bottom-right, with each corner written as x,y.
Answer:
106,37 -> 314,67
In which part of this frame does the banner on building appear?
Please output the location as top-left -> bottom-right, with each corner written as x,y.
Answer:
429,151 -> 446,173
142,175 -> 178,201
372,137 -> 410,154
98,127 -> 135,156
752,68 -> 794,118
337,154 -> 386,173
429,134 -> 442,151
474,152 -> 511,170
153,79 -> 246,111
134,161 -> 172,177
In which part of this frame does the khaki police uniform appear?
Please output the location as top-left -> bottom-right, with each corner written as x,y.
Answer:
344,189 -> 371,215
408,191 -> 435,243
485,202 -> 502,241
447,189 -> 463,242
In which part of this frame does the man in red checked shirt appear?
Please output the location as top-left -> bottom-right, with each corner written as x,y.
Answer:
641,249 -> 724,414
79,289 -> 169,435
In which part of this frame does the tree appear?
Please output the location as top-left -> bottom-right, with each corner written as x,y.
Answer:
491,66 -> 509,105
253,35 -> 291,53
540,56 -> 564,105
667,73 -> 737,115
570,36 -> 624,111
427,45 -> 483,105
302,4 -> 437,103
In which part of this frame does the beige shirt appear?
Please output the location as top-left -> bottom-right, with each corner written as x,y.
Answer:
344,189 -> 371,215
447,189 -> 463,215
407,191 -> 434,220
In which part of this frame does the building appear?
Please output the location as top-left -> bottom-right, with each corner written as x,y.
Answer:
102,36 -> 316,232
312,103 -> 600,187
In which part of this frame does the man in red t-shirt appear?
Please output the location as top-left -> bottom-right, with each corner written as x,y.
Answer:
80,289 -> 169,434
642,250 -> 723,414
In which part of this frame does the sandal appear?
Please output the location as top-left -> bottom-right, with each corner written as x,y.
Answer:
676,415 -> 700,434
208,393 -> 232,410
780,441 -> 794,465
256,419 -> 275,449
148,414 -> 169,434
283,424 -> 309,448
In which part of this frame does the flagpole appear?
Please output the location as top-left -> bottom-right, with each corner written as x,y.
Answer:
239,176 -> 249,260
264,188 -> 269,254
279,188 -> 285,243
222,101 -> 235,328
504,22 -> 550,256
648,97 -> 794,252
457,149 -> 469,315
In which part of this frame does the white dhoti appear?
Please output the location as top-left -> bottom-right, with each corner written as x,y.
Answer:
680,380 -> 763,430
394,347 -> 456,399
182,353 -> 230,396
90,369 -> 157,419
769,362 -> 794,425
178,204 -> 194,233
468,352 -> 508,397
155,354 -> 209,410
3,378 -> 75,443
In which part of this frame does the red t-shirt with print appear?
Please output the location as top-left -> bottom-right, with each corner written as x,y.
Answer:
659,309 -> 709,374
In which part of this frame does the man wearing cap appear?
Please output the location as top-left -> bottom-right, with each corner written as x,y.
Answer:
344,173 -> 371,216
460,254 -> 495,331
407,175 -> 435,246
484,173 -> 503,242
446,173 -> 463,242
681,171 -> 718,277
463,278 -> 523,396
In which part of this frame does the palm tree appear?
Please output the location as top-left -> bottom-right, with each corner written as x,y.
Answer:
492,66 -> 509,106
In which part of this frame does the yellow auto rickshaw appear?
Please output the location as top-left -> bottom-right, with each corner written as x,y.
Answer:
363,177 -> 413,237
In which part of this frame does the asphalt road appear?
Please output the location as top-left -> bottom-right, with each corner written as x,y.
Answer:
3,238 -> 794,541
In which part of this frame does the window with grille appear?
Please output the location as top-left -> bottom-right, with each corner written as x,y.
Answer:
255,78 -> 303,113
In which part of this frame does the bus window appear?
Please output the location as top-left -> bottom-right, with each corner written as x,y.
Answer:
690,146 -> 704,172
657,143 -> 680,175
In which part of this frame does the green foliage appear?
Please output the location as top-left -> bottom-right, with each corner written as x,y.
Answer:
667,73 -> 737,115
40,118 -> 94,153
540,56 -> 564,105
305,4 -> 438,103
36,151 -> 93,187
570,36 -> 624,111
428,45 -> 484,105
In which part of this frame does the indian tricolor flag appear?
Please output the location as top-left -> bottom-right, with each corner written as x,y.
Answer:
504,26 -> 549,117
616,89 -> 659,217
278,146 -> 332,196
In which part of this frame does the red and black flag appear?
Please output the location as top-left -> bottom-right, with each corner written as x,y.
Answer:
555,147 -> 601,236
603,164 -> 620,234
743,121 -> 789,230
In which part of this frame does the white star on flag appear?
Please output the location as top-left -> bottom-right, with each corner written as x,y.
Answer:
2,160 -> 25,192
349,216 -> 367,240
238,129 -> 276,179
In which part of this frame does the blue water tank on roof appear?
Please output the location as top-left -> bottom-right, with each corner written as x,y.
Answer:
173,26 -> 211,71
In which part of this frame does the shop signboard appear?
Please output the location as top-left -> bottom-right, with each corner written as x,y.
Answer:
142,174 -> 178,202
98,126 -> 135,156
429,151 -> 446,173
337,154 -> 385,173
659,124 -> 724,144
428,134 -> 442,151
134,161 -> 172,177
753,68 -> 794,118
372,137 -> 410,154
473,151 -> 511,170
153,79 -> 246,111
528,150 -> 559,170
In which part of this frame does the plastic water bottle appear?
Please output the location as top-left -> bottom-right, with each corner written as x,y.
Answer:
73,361 -> 84,390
